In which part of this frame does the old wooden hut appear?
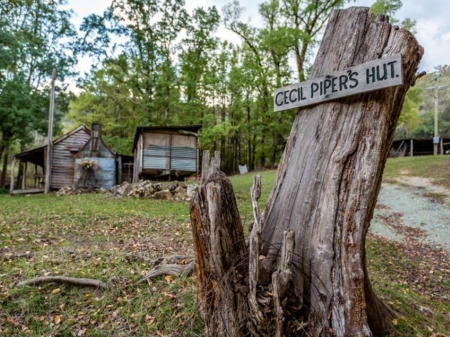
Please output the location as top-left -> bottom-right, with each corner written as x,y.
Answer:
132,125 -> 201,182
74,124 -> 119,189
10,125 -> 91,193
390,137 -> 450,157
10,124 -> 126,193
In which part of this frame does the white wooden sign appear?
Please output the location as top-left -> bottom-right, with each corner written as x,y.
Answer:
274,54 -> 403,112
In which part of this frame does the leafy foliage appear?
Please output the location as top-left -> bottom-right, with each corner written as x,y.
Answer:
369,0 -> 403,22
0,0 -> 78,185
67,0 -> 345,171
402,66 -> 450,139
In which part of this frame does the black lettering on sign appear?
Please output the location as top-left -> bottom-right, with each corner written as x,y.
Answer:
273,54 -> 402,112
366,67 -> 375,84
349,70 -> 358,88
339,74 -> 348,90
311,82 -> 319,98
387,60 -> 398,78
298,87 -> 306,100
323,78 -> 332,95
289,89 -> 297,103
332,77 -> 338,93
377,63 -> 388,81
275,92 -> 283,107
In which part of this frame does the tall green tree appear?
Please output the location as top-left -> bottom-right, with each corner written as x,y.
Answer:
223,0 -> 341,168
280,0 -> 346,81
110,0 -> 188,122
178,6 -> 220,125
67,54 -> 146,154
369,0 -> 402,19
73,1 -> 234,161
370,0 -> 420,138
0,0 -> 78,186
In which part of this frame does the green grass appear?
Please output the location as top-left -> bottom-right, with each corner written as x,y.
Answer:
229,169 -> 277,228
1,158 -> 449,336
0,193 -> 199,336
383,155 -> 450,189
366,236 -> 450,336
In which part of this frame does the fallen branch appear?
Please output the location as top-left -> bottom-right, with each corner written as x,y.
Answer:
15,276 -> 107,289
135,255 -> 195,285
1,252 -> 34,261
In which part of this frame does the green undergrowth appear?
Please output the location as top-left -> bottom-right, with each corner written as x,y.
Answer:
1,158 -> 449,336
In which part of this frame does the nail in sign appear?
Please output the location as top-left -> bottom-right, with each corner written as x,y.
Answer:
274,54 -> 403,112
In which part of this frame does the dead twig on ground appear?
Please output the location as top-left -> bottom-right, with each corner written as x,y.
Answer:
135,255 -> 195,285
15,276 -> 107,289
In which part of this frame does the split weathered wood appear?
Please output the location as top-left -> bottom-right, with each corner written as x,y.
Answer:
272,229 -> 295,337
248,175 -> 265,329
190,7 -> 423,337
190,170 -> 250,335
201,150 -> 220,182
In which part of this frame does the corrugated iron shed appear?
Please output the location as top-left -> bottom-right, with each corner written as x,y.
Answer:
132,125 -> 201,182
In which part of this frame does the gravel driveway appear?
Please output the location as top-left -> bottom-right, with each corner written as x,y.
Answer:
370,177 -> 450,251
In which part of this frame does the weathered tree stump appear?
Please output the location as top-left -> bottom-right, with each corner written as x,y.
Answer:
190,7 -> 423,337
190,170 -> 251,335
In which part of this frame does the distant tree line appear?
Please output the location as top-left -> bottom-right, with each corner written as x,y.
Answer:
0,0 -> 442,188
67,0 -> 350,174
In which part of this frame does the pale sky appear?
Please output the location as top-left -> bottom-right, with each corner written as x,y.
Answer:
66,0 -> 450,76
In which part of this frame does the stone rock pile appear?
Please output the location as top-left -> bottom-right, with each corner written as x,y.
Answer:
56,181 -> 199,201
56,186 -> 108,196
111,181 -> 199,201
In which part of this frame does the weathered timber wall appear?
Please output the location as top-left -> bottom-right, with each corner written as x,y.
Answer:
51,128 -> 90,190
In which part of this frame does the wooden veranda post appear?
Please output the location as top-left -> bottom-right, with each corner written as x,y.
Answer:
190,7 -> 423,337
45,69 -> 56,194
9,158 -> 16,193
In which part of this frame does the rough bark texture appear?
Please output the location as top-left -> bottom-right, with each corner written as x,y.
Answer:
190,170 -> 302,336
260,7 -> 423,336
190,170 -> 251,336
201,150 -> 221,183
190,7 -> 423,337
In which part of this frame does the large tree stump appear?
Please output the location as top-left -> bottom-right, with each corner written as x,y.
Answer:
190,7 -> 423,337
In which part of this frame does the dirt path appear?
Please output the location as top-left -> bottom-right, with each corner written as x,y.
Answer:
371,177 -> 450,251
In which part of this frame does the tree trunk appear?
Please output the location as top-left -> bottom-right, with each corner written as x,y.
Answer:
190,7 -> 422,337
1,150 -> 8,187
260,8 -> 422,335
